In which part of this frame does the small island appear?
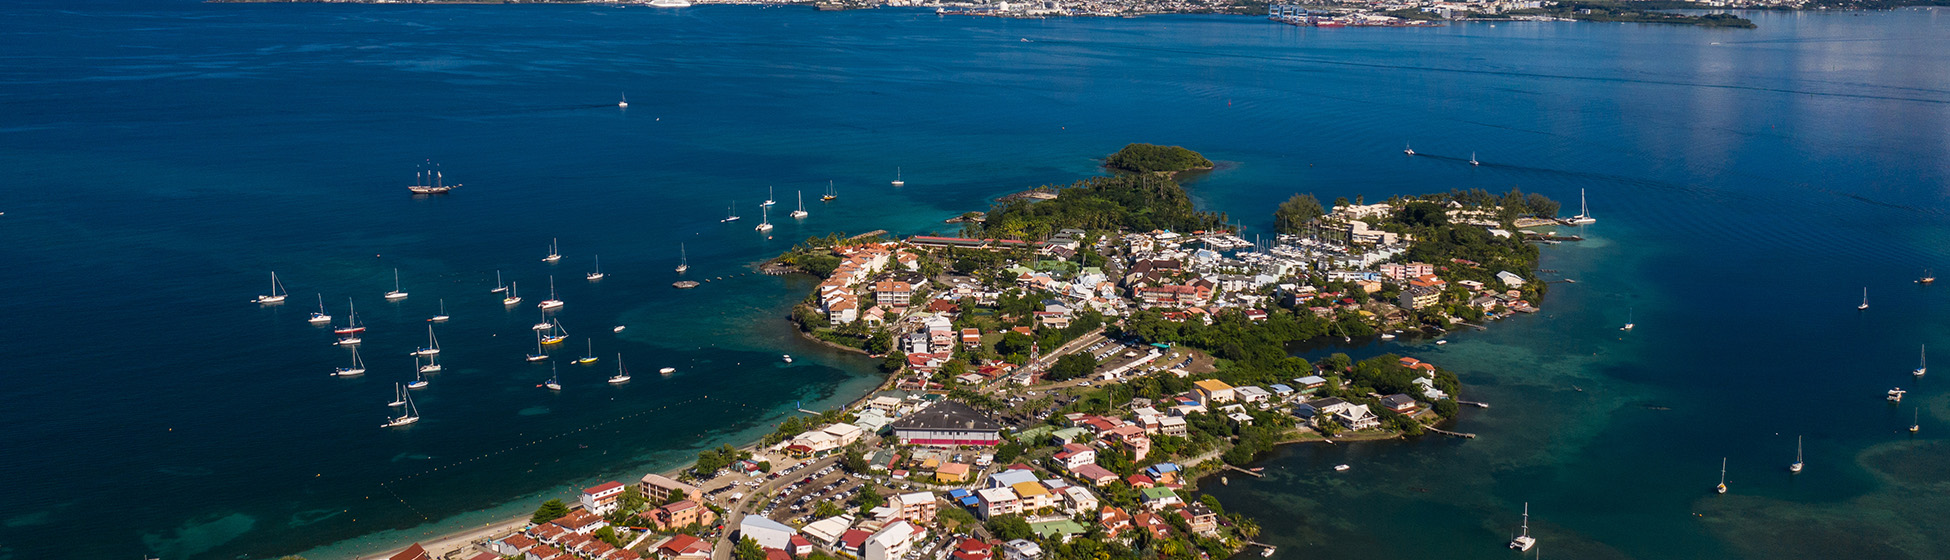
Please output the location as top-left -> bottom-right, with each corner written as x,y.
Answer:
1103,143 -> 1215,175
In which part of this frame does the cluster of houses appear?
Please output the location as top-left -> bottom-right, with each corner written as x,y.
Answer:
481,474 -> 719,560
490,508 -> 640,560
814,242 -> 922,327
735,490 -> 940,560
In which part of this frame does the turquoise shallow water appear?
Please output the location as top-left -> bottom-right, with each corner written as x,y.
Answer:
1,2 -> 1948,559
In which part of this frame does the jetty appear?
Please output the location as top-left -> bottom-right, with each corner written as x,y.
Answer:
1428,427 -> 1476,439
1222,464 -> 1264,477
1457,400 -> 1491,408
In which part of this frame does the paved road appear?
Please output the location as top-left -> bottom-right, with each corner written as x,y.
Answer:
713,455 -> 843,560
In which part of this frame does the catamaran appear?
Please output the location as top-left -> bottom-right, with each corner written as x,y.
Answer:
503,281 -> 522,306
543,364 -> 562,391
609,354 -> 631,384
1716,457 -> 1728,494
335,298 -> 365,337
308,294 -> 332,324
618,93 -> 629,108
384,269 -> 409,300
430,299 -> 449,323
412,325 -> 441,356
383,392 -> 420,427
543,238 -> 562,263
676,243 -> 690,273
1403,143 -> 1415,156
406,367 -> 429,389
755,205 -> 773,232
587,255 -> 605,281
418,354 -> 442,374
388,383 -> 407,407
576,339 -> 598,364
762,186 -> 776,207
1859,287 -> 1869,310
721,201 -> 741,223
492,270 -> 508,293
1789,436 -> 1804,473
821,180 -> 837,201
1915,345 -> 1927,377
1888,387 -> 1906,402
538,276 -> 563,310
891,167 -> 904,187
525,332 -> 549,362
335,347 -> 367,377
1567,189 -> 1596,225
541,319 -> 569,345
407,163 -> 457,195
790,191 -> 808,219
1508,502 -> 1536,551
254,272 -> 288,304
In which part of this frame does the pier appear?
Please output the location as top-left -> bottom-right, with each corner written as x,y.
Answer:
1428,427 -> 1477,439
1222,464 -> 1265,477
1457,400 -> 1491,408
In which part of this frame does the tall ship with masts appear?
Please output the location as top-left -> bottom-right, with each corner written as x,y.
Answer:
407,162 -> 459,195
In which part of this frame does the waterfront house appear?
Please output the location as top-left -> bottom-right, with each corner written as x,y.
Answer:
1496,270 -> 1525,287
1381,393 -> 1419,414
494,535 -> 538,558
1398,285 -> 1441,310
579,481 -> 626,515
1336,404 -> 1381,430
639,473 -> 703,504
1181,502 -> 1219,534
388,544 -> 430,560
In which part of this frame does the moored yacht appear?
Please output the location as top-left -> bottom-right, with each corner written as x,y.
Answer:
541,319 -> 569,345
1567,189 -> 1596,225
756,205 -> 773,232
406,367 -> 429,389
543,238 -> 562,263
411,325 -> 441,356
891,167 -> 904,187
618,93 -> 628,108
308,294 -> 333,324
525,332 -> 549,362
1914,344 -> 1926,377
538,276 -> 563,310
543,364 -> 562,391
576,339 -> 598,365
502,281 -> 522,306
1858,287 -> 1869,310
609,354 -> 631,384
1920,268 -> 1935,284
587,255 -> 605,281
430,299 -> 449,323
384,268 -> 408,300
822,180 -> 837,201
676,243 -> 690,273
1716,457 -> 1728,494
762,186 -> 776,207
1789,435 -> 1803,474
790,191 -> 808,219
418,354 -> 442,374
254,271 -> 289,304
492,270 -> 508,293
383,392 -> 420,427
335,347 -> 367,377
388,383 -> 407,407
1508,502 -> 1536,551
407,163 -> 458,195
722,202 -> 741,223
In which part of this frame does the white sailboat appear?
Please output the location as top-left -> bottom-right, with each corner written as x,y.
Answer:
789,191 -> 808,219
721,201 -> 741,223
618,93 -> 629,108
609,354 -> 632,384
525,332 -> 549,362
1919,268 -> 1935,285
335,347 -> 367,377
335,333 -> 363,346
822,180 -> 837,201
1620,308 -> 1634,331
659,366 -> 676,375
1858,287 -> 1869,310
756,205 -> 773,232
541,319 -> 568,345
762,186 -> 776,207
587,255 -> 605,281
1912,409 -> 1921,433
1567,189 -> 1596,225
412,325 -> 441,356
538,276 -> 563,310
418,354 -> 442,374
676,243 -> 690,274
383,392 -> 420,427
1469,152 -> 1480,166
576,339 -> 598,364
492,270 -> 508,293
254,271 -> 289,304
430,299 -> 449,323
543,238 -> 562,263
1507,502 -> 1536,551
1716,458 -> 1728,494
308,294 -> 333,324
384,269 -> 409,300
1403,143 -> 1415,156
388,383 -> 407,407
544,364 -> 562,391
891,167 -> 904,187
407,366 -> 429,389
503,281 -> 522,306
1915,345 -> 1927,377
533,316 -> 554,331
1789,436 -> 1803,473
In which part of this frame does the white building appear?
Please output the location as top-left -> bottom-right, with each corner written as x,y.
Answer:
865,520 -> 923,560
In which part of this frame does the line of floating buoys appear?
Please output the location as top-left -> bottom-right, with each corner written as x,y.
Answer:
380,395 -> 713,484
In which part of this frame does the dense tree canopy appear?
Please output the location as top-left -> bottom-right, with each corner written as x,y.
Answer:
1103,143 -> 1214,173
1274,193 -> 1326,233
978,175 -> 1226,241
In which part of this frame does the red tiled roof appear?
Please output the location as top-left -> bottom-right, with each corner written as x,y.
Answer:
583,481 -> 625,495
388,543 -> 430,560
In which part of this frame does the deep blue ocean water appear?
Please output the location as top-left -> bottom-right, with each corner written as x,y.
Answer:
2,2 -> 1948,559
